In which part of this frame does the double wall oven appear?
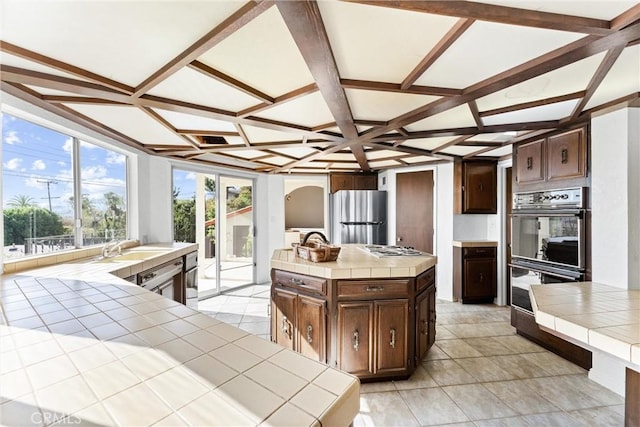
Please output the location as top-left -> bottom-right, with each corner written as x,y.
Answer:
510,187 -> 586,313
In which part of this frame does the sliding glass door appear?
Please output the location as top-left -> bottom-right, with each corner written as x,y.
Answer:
173,169 -> 255,303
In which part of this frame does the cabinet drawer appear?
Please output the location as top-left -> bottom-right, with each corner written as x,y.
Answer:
416,267 -> 435,293
463,247 -> 496,259
272,270 -> 326,296
338,279 -> 410,299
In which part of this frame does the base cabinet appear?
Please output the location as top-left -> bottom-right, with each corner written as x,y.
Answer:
272,266 -> 436,381
454,246 -> 497,303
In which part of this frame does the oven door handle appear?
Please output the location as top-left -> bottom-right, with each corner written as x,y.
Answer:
511,210 -> 583,218
508,263 -> 581,281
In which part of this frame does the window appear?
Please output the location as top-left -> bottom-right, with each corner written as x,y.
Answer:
2,113 -> 128,259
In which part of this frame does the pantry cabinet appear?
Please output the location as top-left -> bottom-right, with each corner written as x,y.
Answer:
453,245 -> 497,304
454,160 -> 497,214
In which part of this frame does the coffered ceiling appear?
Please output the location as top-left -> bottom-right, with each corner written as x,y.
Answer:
1,1 -> 639,174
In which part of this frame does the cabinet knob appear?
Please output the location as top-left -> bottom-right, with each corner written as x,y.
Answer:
390,328 -> 396,349
353,330 -> 360,351
307,324 -> 313,344
423,319 -> 429,336
397,236 -> 402,242
282,316 -> 290,338
561,148 -> 568,164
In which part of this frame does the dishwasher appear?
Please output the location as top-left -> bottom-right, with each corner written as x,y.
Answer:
138,259 -> 184,302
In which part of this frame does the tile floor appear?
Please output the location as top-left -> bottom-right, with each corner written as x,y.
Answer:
198,284 -> 626,426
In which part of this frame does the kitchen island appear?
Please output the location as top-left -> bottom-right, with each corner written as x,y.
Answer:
529,282 -> 640,426
0,244 -> 359,426
271,244 -> 437,382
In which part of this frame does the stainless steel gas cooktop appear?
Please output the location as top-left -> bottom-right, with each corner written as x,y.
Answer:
361,245 -> 425,257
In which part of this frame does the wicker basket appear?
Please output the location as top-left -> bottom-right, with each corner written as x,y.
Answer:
294,241 -> 341,262
293,231 -> 341,262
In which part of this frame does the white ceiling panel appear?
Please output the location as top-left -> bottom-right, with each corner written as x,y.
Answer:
467,1 -> 637,20
254,92 -> 335,128
476,145 -> 513,157
402,156 -> 440,164
366,150 -> 406,160
23,85 -> 93,98
440,145 -> 488,156
298,161 -> 331,169
223,150 -> 266,160
258,156 -> 291,166
1,52 -> 83,81
467,132 -> 517,142
330,163 -> 360,170
476,52 -> 606,112
415,21 -> 583,88
152,109 -> 237,133
1,1 -> 243,87
346,89 -> 439,122
270,146 -> 319,159
585,45 -> 640,110
405,105 -> 477,132
223,136 -> 247,146
369,160 -> 403,168
148,67 -> 260,113
319,1 -> 458,82
199,7 -> 313,97
321,153 -> 357,162
241,126 -> 303,143
402,136 -> 460,151
197,153 -> 260,169
482,99 -> 579,126
63,104 -> 190,146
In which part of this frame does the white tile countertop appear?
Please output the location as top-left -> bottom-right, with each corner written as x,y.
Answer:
529,282 -> 640,370
271,244 -> 436,279
0,246 -> 360,426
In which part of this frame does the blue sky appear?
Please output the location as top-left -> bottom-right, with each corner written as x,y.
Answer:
2,113 -> 127,218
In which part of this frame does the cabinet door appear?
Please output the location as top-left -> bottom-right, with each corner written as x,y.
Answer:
463,258 -> 497,300
415,291 -> 430,363
427,285 -> 436,349
271,288 -> 297,351
463,161 -> 497,213
375,300 -> 409,375
516,139 -> 545,184
330,174 -> 355,193
547,128 -> 586,181
354,174 -> 377,190
297,295 -> 326,363
337,302 -> 373,376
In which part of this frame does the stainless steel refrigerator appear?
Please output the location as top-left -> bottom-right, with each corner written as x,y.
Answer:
331,190 -> 387,245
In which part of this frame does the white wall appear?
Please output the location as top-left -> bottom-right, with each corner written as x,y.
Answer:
591,107 -> 640,289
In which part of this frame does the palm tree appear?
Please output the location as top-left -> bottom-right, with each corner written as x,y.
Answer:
7,194 -> 35,208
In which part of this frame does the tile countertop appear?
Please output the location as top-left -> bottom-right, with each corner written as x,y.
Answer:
452,240 -> 498,248
0,247 -> 360,426
529,282 -> 640,370
271,244 -> 437,279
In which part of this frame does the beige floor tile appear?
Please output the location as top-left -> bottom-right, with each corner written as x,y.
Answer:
399,387 -> 470,426
486,354 -> 553,379
462,337 -> 519,356
442,384 -> 518,420
359,381 -> 396,393
491,334 -> 546,353
178,391 -> 254,426
423,359 -> 477,386
436,339 -> 484,358
145,366 -> 209,409
446,322 -> 516,338
393,365 -> 438,390
354,391 -> 420,426
519,352 -> 587,375
434,325 -> 458,340
521,411 -> 583,426
456,357 -> 519,382
422,343 -> 451,361
568,405 -> 625,426
482,380 -> 561,415
473,416 -> 534,426
560,374 -> 625,406
103,383 -> 172,426
522,377 -> 603,411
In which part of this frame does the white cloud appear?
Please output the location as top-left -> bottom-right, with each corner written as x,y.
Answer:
32,160 -> 46,170
3,158 -> 23,170
4,130 -> 21,145
185,172 -> 196,180
106,152 -> 126,165
81,165 -> 107,180
25,175 -> 46,189
57,161 -> 67,167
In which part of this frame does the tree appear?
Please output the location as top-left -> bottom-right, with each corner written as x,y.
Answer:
7,195 -> 35,208
227,186 -> 252,211
103,192 -> 126,239
3,206 -> 65,246
173,187 -> 196,243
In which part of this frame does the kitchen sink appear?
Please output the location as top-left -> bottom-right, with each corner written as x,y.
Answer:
95,250 -> 167,262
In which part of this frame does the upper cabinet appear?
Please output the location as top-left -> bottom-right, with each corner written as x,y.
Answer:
330,173 -> 377,193
515,127 -> 587,188
454,160 -> 497,214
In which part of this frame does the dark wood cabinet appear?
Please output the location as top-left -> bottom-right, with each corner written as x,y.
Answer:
514,127 -> 587,187
454,160 -> 497,214
329,173 -> 377,193
453,246 -> 497,303
272,266 -> 436,381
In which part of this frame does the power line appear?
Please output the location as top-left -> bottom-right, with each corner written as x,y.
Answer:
37,179 -> 59,212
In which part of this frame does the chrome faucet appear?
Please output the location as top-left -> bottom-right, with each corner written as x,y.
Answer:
102,239 -> 136,258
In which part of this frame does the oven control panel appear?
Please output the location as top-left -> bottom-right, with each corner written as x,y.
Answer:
513,187 -> 584,209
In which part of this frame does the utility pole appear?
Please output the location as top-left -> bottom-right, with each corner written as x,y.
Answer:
37,179 -> 59,212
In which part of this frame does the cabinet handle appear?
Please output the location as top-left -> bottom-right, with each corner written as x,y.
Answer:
561,148 -> 568,164
307,324 -> 313,344
479,182 -> 484,192
526,157 -> 533,170
423,320 -> 429,336
479,273 -> 484,283
390,328 -> 396,349
290,278 -> 304,286
282,315 -> 290,339
353,330 -> 360,351
365,286 -> 384,292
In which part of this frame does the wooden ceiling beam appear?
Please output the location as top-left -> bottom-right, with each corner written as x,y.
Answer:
479,91 -> 586,117
311,121 -> 337,131
0,41 -> 134,94
133,0 -> 273,97
611,4 -> 640,30
277,0 -> 369,171
362,22 -> 640,141
365,141 -> 454,161
467,100 -> 483,130
187,61 -> 274,104
567,46 -> 625,120
175,130 -> 240,137
234,123 -> 252,147
42,96 -> 128,105
237,83 -> 318,117
138,106 -> 200,149
272,141 -> 355,173
341,78 -> 461,96
431,135 -> 474,153
463,145 -> 507,159
347,0 -> 614,35
401,18 -> 475,89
